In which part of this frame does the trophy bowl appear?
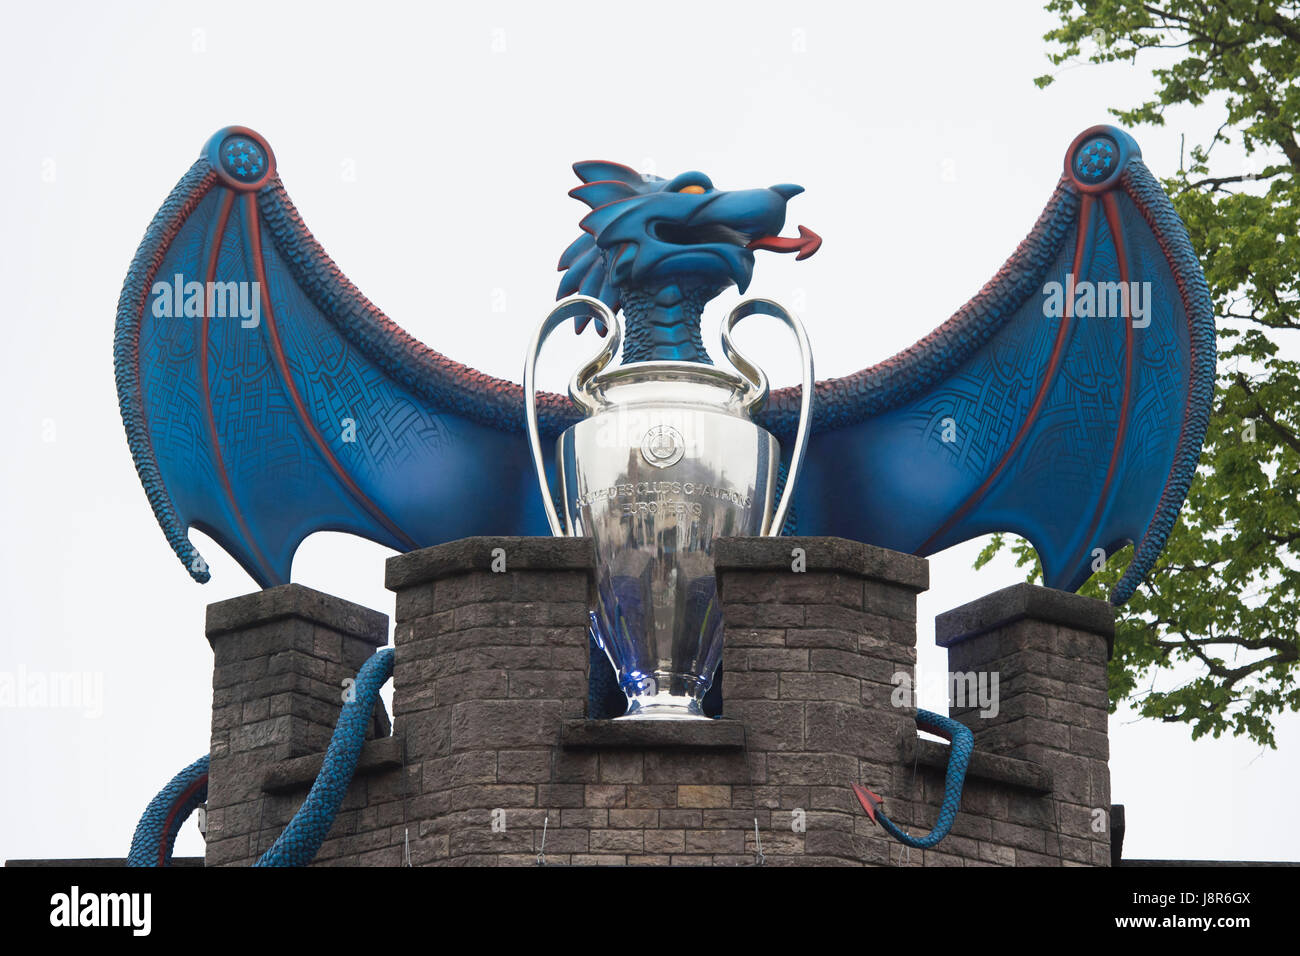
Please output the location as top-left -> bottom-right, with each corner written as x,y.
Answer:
526,297 -> 813,719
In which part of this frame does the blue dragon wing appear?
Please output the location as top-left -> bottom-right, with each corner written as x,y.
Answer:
115,127 -> 577,587
760,127 -> 1214,604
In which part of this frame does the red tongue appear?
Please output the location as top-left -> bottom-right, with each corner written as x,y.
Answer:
747,224 -> 822,260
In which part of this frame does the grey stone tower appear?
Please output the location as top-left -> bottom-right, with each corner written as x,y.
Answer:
201,536 -> 1114,866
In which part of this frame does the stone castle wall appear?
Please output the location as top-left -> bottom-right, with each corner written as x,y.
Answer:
201,536 -> 1114,866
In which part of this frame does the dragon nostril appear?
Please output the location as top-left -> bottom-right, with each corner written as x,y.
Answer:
771,183 -> 804,200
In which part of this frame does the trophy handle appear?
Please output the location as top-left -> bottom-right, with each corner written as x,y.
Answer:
721,299 -> 815,537
523,295 -> 620,537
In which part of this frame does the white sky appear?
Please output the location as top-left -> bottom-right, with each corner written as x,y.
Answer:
1,0 -> 1295,863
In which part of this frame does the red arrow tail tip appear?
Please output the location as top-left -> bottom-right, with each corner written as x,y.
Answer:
852,782 -> 884,824
794,225 -> 822,260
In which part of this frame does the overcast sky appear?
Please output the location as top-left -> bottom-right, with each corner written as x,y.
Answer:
1,0 -> 1295,864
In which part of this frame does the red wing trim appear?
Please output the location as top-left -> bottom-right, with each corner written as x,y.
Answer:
242,193 -> 421,552
200,188 -> 279,585
1071,191 -> 1136,570
917,194 -> 1095,554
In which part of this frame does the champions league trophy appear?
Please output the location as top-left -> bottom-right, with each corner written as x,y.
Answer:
525,296 -> 813,720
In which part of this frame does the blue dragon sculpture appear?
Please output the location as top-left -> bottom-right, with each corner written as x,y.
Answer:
119,125 -> 1213,862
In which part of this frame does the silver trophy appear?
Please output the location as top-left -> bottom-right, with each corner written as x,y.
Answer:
525,295 -> 814,719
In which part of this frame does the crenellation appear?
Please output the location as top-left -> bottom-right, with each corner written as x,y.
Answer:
200,537 -> 1113,867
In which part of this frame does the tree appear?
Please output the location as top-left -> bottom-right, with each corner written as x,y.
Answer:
978,0 -> 1300,747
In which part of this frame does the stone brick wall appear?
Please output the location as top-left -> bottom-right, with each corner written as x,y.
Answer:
203,584 -> 398,866
201,536 -> 1115,867
934,584 -> 1115,866
710,536 -> 928,865
384,537 -> 594,866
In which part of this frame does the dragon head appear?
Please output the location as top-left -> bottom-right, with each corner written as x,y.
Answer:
556,161 -> 819,336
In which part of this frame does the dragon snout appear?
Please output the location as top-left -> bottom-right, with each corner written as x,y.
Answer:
742,182 -> 819,259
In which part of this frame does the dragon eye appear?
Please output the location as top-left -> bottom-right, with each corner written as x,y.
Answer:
678,185 -> 707,194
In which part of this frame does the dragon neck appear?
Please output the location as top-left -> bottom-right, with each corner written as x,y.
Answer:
619,281 -> 719,364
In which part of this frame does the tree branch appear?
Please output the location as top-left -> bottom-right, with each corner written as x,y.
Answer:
1235,373 -> 1300,456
